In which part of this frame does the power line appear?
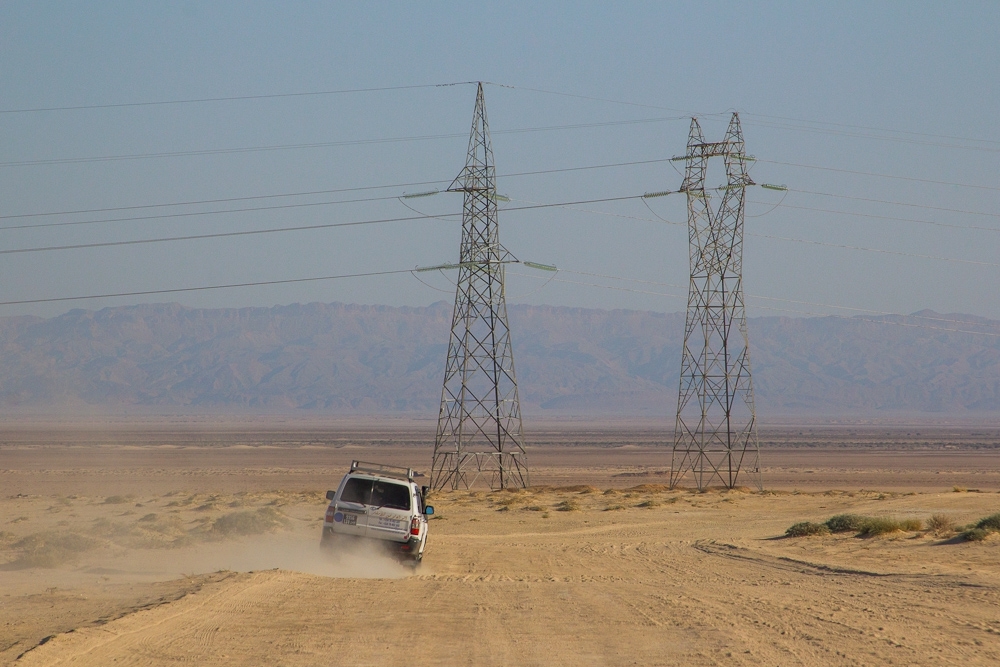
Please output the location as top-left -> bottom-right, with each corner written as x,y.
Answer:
756,159 -> 1000,193
488,82 -> 1000,150
789,188 -> 1000,220
0,117 -> 686,169
0,82 -> 479,114
0,193 -> 424,232
0,269 -> 415,307
0,195 -> 641,256
756,200 -> 1000,234
750,232 -> 1000,268
743,118 -> 1000,154
0,157 -> 673,223
511,267 -> 1000,337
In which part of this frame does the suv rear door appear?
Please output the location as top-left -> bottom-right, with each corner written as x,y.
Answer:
334,476 -> 373,537
366,479 -> 412,542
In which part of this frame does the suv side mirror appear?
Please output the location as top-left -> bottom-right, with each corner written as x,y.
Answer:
326,490 -> 336,501
424,506 -> 434,516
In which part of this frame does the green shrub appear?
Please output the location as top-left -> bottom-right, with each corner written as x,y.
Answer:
785,522 -> 830,537
825,514 -> 866,533
975,513 -> 1000,531
857,518 -> 904,536
899,518 -> 923,532
963,528 -> 991,542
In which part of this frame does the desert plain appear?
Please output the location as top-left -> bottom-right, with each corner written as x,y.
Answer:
2,417 -> 1000,666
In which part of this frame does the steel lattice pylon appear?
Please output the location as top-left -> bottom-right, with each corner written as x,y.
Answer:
670,113 -> 762,491
429,83 -> 528,491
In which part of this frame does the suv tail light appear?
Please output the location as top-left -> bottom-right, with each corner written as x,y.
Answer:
410,517 -> 420,535
325,507 -> 335,523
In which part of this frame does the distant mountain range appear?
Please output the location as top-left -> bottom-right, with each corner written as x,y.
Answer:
0,301 -> 998,415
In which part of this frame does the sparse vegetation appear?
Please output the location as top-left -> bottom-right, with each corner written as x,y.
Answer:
825,514 -> 867,533
102,495 -> 132,505
927,514 -> 955,534
786,514 -> 925,538
556,499 -> 579,512
5,531 -> 98,569
785,522 -> 830,537
959,512 -> 1000,541
962,528 -> 991,542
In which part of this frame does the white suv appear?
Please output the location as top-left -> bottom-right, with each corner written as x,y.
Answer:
321,461 -> 434,563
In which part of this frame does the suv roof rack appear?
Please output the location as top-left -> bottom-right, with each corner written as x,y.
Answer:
350,460 -> 423,482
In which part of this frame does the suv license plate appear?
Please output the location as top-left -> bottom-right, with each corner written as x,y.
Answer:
343,513 -> 358,526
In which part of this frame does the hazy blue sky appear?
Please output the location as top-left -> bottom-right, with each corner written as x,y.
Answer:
1,2 -> 998,320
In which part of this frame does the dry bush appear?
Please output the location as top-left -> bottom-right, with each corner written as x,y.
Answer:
553,485 -> 599,494
5,531 -> 98,569
604,504 -> 626,512
927,514 -> 955,534
556,499 -> 580,512
627,484 -> 671,494
899,518 -> 923,532
636,499 -> 659,509
524,505 -> 546,512
102,495 -> 132,505
785,522 -> 830,537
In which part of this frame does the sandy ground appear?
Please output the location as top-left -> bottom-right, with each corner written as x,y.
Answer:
2,419 -> 1000,665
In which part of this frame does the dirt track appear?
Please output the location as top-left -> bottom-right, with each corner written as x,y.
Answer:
3,421 -> 1000,665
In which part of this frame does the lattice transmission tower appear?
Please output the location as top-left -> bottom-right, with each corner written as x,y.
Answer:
670,113 -> 762,491
429,83 -> 528,491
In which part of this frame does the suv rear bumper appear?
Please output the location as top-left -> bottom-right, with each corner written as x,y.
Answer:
321,526 -> 423,560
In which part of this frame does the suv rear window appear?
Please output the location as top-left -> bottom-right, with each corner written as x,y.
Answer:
339,477 -> 410,511
339,477 -> 372,504
371,481 -> 411,510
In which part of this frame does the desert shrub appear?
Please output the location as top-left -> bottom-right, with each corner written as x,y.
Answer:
826,514 -> 867,533
556,499 -> 579,512
899,519 -> 923,532
785,522 -> 830,537
103,495 -> 130,505
962,528 -> 991,542
6,532 -> 98,569
636,499 -> 659,509
975,513 -> 1000,531
211,507 -> 286,536
525,505 -> 546,512
858,518 -> 904,536
554,485 -> 599,494
927,514 -> 955,533
604,504 -> 626,512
